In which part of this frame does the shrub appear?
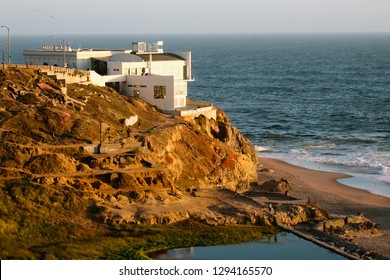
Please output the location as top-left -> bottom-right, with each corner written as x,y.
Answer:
0,111 -> 11,120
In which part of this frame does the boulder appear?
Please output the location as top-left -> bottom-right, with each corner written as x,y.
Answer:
24,153 -> 77,174
123,115 -> 138,126
261,178 -> 291,193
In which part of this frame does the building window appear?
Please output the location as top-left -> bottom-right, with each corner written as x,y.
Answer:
140,85 -> 147,88
154,86 -> 166,99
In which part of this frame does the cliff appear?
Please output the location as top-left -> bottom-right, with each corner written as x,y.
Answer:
0,68 -> 261,257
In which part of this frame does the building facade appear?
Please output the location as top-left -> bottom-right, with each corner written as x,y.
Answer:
105,42 -> 193,111
23,45 -> 130,70
23,41 -> 207,115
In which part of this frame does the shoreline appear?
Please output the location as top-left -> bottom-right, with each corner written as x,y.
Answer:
258,157 -> 390,259
260,154 -> 390,199
259,157 -> 390,208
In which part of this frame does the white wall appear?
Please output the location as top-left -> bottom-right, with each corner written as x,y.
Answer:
107,61 -> 124,75
23,49 -> 129,69
124,75 -> 175,111
23,51 -> 77,68
174,79 -> 188,108
150,61 -> 186,80
76,50 -> 129,70
179,106 -> 217,120
108,60 -> 186,80
178,51 -> 192,80
89,71 -> 126,87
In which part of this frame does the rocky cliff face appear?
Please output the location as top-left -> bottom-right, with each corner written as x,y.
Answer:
0,68 -> 258,229
142,111 -> 258,191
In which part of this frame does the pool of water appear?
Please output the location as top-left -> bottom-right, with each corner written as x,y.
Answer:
153,232 -> 347,260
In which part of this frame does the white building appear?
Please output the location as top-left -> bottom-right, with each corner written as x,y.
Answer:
23,45 -> 130,71
106,41 -> 193,111
23,41 -> 215,118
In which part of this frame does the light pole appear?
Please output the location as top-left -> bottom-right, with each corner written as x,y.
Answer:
1,26 -> 10,65
55,37 -> 67,68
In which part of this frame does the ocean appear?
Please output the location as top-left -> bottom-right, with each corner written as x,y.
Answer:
3,33 -> 390,197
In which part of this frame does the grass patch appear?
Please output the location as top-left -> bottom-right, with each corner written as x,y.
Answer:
0,182 -> 278,260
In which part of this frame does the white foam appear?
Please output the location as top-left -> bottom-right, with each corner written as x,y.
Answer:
378,166 -> 390,184
262,148 -> 390,188
290,149 -> 387,172
255,145 -> 271,152
304,143 -> 337,150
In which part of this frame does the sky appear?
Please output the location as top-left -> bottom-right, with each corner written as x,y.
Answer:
1,0 -> 390,34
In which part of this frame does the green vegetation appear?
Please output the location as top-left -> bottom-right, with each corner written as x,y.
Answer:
72,70 -> 85,77
0,179 -> 278,259
16,93 -> 41,105
0,110 -> 12,120
103,223 -> 278,260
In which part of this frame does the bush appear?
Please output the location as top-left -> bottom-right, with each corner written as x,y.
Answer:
17,93 -> 40,105
0,110 -> 12,120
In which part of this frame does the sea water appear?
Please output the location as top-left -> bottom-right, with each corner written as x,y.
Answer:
153,232 -> 346,260
4,33 -> 390,197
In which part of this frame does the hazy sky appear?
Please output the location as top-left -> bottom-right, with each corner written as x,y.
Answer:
1,0 -> 390,34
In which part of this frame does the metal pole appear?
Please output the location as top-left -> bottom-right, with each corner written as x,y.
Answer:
1,26 -> 10,65
55,37 -> 67,67
62,39 -> 66,68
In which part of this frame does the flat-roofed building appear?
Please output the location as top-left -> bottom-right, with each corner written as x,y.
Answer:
105,42 -> 193,111
22,40 -> 217,118
23,45 -> 130,70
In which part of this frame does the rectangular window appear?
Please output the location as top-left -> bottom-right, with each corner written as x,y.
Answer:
140,85 -> 147,88
128,85 -> 133,87
154,86 -> 166,99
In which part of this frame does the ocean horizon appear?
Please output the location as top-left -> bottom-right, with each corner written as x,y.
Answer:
3,33 -> 390,197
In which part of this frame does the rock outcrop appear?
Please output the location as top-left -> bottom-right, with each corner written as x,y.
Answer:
0,68 -> 259,228
316,215 -> 383,239
261,178 -> 291,193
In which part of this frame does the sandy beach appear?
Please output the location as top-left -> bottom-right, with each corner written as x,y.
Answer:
258,157 -> 390,258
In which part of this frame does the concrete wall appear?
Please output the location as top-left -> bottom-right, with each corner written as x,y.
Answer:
179,106 -> 217,120
23,51 -> 77,68
174,80 -> 187,108
107,60 -> 187,80
91,70 -> 186,111
123,75 -> 176,111
177,51 -> 192,80
76,50 -> 129,70
150,61 -> 187,80
23,49 -> 130,70
89,71 -> 126,87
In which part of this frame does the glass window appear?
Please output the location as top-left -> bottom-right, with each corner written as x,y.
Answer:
154,86 -> 166,99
